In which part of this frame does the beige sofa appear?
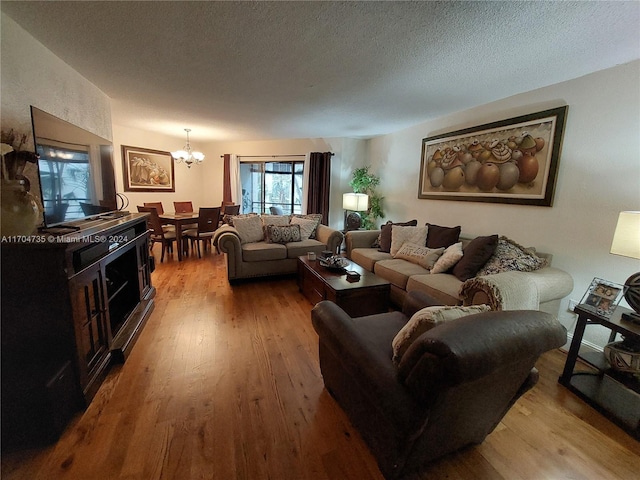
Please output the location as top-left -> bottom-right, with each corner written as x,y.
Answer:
215,215 -> 343,282
345,229 -> 573,314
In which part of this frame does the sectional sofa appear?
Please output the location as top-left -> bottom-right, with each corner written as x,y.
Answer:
345,224 -> 573,313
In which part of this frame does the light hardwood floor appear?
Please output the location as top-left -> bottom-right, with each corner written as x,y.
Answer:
2,246 -> 639,479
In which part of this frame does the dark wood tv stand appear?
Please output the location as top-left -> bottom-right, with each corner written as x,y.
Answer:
1,213 -> 155,449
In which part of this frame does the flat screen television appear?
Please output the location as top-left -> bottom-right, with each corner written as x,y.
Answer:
30,106 -> 119,228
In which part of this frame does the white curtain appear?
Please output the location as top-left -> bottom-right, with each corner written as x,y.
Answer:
301,152 -> 310,214
230,154 -> 241,205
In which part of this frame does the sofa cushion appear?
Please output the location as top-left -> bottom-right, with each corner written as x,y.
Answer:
406,274 -> 464,306
452,234 -> 499,281
390,225 -> 428,256
393,243 -> 444,270
477,236 -> 548,276
426,223 -> 461,249
242,241 -> 287,262
431,242 -> 463,274
379,220 -> 418,253
233,215 -> 265,244
265,224 -> 301,244
286,239 -> 326,259
374,259 -> 430,290
291,214 -> 323,238
351,248 -> 393,272
290,216 -> 318,240
392,304 -> 491,365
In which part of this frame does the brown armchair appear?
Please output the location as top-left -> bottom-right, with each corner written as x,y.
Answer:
311,291 -> 566,479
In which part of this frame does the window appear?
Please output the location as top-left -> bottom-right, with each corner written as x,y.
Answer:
240,160 -> 304,214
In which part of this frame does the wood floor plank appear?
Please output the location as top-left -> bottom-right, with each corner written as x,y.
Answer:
2,246 -> 639,479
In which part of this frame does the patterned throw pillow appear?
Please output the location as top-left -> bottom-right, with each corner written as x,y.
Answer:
290,216 -> 318,240
476,236 -> 548,276
390,225 -> 429,256
265,224 -> 302,244
393,243 -> 445,270
290,214 -> 322,238
226,212 -> 258,226
233,215 -> 265,244
262,215 -> 290,226
378,220 -> 418,252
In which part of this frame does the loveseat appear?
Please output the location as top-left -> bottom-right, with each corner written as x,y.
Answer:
345,223 -> 573,313
215,213 -> 343,282
312,290 -> 567,479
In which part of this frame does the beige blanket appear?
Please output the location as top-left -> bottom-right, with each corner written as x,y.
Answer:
459,271 -> 540,311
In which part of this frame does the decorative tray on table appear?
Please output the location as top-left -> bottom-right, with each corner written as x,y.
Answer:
319,256 -> 350,272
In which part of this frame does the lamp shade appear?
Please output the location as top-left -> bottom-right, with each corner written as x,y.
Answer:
343,193 -> 369,211
610,211 -> 640,260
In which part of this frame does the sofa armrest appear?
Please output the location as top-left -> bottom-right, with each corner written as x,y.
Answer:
315,224 -> 344,254
345,230 -> 380,258
215,227 -> 243,279
397,310 -> 566,403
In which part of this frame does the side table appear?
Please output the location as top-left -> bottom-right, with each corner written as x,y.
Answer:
559,304 -> 640,439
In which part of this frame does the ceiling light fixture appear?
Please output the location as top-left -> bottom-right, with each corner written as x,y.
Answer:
171,128 -> 204,168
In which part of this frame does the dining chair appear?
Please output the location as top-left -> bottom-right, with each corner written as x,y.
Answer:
222,204 -> 240,216
184,207 -> 221,258
137,206 -> 176,262
144,202 -> 165,215
174,201 -> 194,213
269,206 -> 284,215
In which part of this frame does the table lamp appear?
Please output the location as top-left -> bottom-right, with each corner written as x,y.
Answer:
343,193 -> 369,231
610,211 -> 640,324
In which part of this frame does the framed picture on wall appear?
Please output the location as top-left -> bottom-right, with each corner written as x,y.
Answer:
579,277 -> 625,318
122,145 -> 175,192
418,106 -> 568,206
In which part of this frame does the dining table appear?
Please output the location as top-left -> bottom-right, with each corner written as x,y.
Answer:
158,212 -> 199,261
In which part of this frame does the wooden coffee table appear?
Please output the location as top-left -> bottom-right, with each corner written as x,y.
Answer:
297,256 -> 390,317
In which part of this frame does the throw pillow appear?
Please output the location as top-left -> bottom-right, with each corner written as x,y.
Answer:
426,223 -> 462,249
430,242 -> 464,274
390,225 -> 428,256
262,215 -> 290,227
393,243 -> 445,270
378,220 -> 418,253
452,234 -> 499,281
291,214 -> 322,238
477,236 -> 548,276
225,212 -> 257,226
265,224 -> 302,244
233,215 -> 265,244
290,216 -> 318,241
392,304 -> 491,365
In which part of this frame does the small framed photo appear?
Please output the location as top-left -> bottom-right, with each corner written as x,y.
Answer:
579,278 -> 625,317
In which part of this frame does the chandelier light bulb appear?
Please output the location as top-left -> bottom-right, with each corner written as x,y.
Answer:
171,128 -> 204,168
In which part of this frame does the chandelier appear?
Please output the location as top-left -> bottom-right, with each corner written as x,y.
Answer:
171,128 -> 204,168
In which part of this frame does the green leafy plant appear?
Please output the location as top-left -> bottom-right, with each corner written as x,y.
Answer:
349,166 -> 384,230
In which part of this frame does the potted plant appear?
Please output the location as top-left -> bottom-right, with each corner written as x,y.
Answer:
349,166 -> 384,230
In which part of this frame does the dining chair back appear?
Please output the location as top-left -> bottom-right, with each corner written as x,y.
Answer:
137,206 -> 176,262
144,202 -> 165,215
222,204 -> 240,216
184,207 -> 221,258
174,201 -> 194,213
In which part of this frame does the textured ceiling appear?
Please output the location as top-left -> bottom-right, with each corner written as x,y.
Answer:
2,1 -> 639,142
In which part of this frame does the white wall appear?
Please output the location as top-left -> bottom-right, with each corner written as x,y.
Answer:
367,61 -> 640,347
1,14 -> 112,210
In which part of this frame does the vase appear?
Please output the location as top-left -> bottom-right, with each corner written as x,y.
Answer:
1,180 -> 40,236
